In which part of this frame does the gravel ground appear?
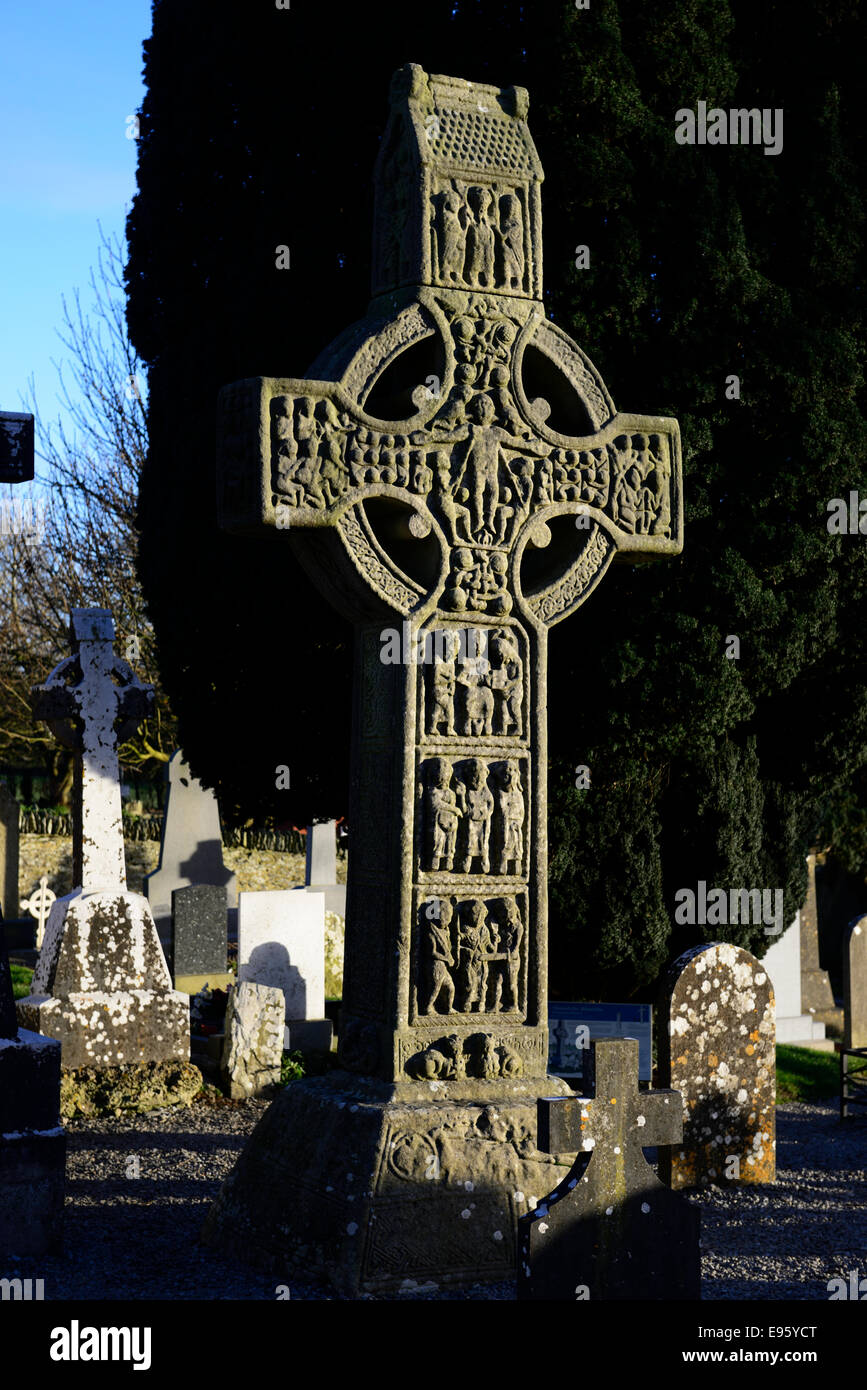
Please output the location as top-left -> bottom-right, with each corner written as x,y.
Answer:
3,1096 -> 864,1301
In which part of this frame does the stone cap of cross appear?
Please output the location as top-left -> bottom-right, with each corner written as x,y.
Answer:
537,1038 -> 682,1168
30,609 -> 153,752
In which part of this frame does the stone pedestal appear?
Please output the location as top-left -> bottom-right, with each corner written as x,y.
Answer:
300,820 -> 346,917
202,1070 -> 572,1295
0,1029 -> 65,1257
16,891 -> 189,1069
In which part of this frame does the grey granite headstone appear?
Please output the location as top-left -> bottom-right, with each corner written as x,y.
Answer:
301,819 -> 345,916
172,884 -> 229,991
0,780 -> 19,922
518,1038 -> 700,1300
762,912 -> 825,1044
145,750 -> 238,931
844,915 -> 867,1049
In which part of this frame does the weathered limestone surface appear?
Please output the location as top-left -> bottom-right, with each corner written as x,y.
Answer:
658,942 -> 775,1189
59,1059 -> 202,1118
843,915 -> 867,1049
518,1039 -> 700,1300
221,981 -> 284,1100
204,64 -> 683,1292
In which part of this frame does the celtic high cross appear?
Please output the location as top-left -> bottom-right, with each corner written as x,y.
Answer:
218,65 -> 682,1086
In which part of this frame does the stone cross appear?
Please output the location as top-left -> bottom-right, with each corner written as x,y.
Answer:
218,64 -> 682,1089
29,610 -> 152,894
20,876 -> 56,951
206,65 -> 683,1293
518,1038 -> 700,1300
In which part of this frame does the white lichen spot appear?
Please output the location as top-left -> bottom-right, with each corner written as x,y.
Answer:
346,1222 -> 359,1235
492,1230 -> 503,1242
460,1208 -> 472,1220
636,1115 -> 646,1127
641,1202 -> 651,1214
605,1206 -> 614,1216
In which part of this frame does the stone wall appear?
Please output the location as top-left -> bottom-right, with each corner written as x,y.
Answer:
19,835 -> 347,901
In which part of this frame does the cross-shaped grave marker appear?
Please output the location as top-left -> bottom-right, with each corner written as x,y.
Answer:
518,1038 -> 701,1300
30,609 -> 152,893
206,63 -> 684,1293
21,876 -> 56,951
18,609 -> 188,1070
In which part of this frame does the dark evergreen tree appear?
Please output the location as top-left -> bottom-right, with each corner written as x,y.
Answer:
127,0 -> 867,998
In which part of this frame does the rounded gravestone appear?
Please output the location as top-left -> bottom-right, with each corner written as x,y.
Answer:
658,942 -> 775,1189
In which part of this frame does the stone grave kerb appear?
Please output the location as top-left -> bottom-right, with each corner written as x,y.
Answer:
204,63 -> 684,1293
518,1037 -> 700,1300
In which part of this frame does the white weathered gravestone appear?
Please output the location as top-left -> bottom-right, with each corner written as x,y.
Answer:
221,980 -> 285,1099
238,889 -> 331,1050
298,819 -> 345,917
658,942 -> 776,1189
843,916 -> 867,1050
16,610 -> 189,1069
145,749 -> 238,932
762,912 -> 827,1046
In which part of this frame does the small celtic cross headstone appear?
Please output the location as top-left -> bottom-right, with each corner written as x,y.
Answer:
21,876 -> 56,951
518,1038 -> 701,1300
206,64 -> 683,1293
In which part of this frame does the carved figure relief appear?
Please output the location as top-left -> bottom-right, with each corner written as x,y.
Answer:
430,181 -> 528,295
420,756 -> 526,876
414,895 -> 526,1018
423,627 -> 524,742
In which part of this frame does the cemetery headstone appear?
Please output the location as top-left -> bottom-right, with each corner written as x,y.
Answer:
762,911 -> 826,1045
16,610 -> 189,1070
238,889 -> 331,1051
172,883 -> 232,994
518,1038 -> 700,1300
0,780 -> 19,921
658,942 -> 775,1189
145,749 -> 238,935
21,876 -> 56,952
203,64 -> 682,1294
800,851 -> 839,1024
843,915 -> 867,1050
221,980 -> 285,1099
548,1001 -> 652,1081
300,819 -> 346,917
0,919 -> 65,1256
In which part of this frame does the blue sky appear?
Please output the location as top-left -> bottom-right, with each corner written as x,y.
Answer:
0,1 -> 152,426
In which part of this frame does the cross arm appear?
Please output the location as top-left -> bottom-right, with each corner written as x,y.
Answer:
217,375 -> 438,536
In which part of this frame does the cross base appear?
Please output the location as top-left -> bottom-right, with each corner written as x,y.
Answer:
202,1071 -> 574,1295
16,891 -> 189,1070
